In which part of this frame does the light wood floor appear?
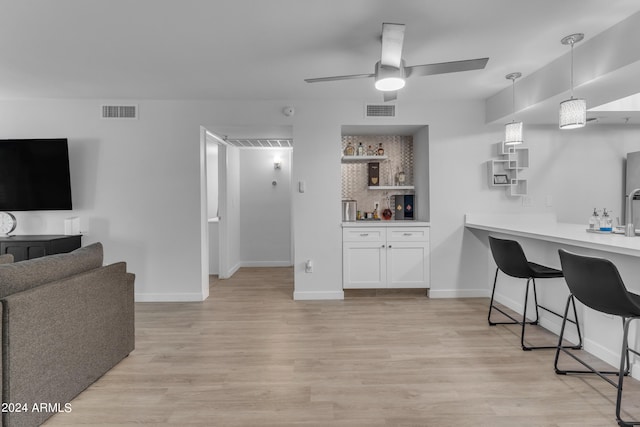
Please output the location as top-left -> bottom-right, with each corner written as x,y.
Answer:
44,267 -> 640,426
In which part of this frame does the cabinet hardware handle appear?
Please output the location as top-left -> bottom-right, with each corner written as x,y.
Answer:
381,244 -> 385,248
388,245 -> 392,248
360,233 -> 369,236
403,233 -> 412,236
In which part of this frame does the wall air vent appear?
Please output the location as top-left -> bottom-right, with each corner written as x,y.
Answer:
365,104 -> 396,118
101,105 -> 138,119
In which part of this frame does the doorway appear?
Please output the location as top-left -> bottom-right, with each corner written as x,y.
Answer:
200,126 -> 294,298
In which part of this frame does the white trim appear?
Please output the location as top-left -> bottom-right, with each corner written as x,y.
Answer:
583,338 -> 620,370
199,127 -> 210,301
240,261 -> 293,268
293,290 -> 344,300
135,292 -> 206,302
217,143 -> 229,278
429,289 -> 489,298
224,261 -> 241,279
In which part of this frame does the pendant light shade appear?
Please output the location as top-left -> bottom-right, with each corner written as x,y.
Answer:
505,121 -> 523,145
559,33 -> 586,130
504,72 -> 523,145
559,98 -> 587,129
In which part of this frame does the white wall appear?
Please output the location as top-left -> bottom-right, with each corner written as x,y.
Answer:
414,126 -> 430,222
525,124 -> 640,224
2,97 -> 636,302
239,148 -> 292,267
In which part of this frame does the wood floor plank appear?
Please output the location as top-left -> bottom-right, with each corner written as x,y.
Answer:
43,267 -> 640,426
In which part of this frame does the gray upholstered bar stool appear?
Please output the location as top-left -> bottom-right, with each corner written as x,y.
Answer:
557,249 -> 640,427
488,236 -> 582,351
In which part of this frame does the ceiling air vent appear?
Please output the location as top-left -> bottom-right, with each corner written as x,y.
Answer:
365,104 -> 396,118
101,104 -> 138,119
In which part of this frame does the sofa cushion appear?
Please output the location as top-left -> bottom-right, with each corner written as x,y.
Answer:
0,242 -> 103,299
0,254 -> 13,264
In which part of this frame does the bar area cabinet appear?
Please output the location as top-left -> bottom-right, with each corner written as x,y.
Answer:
342,224 -> 430,289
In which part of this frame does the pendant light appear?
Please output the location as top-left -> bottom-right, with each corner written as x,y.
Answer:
559,33 -> 586,129
504,72 -> 523,145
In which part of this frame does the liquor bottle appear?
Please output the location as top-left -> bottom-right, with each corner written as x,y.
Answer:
357,142 -> 365,156
397,169 -> 405,185
344,141 -> 355,156
377,143 -> 384,156
366,145 -> 374,156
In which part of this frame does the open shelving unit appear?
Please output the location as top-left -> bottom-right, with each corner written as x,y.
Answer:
368,185 -> 415,190
487,142 -> 529,197
341,155 -> 389,163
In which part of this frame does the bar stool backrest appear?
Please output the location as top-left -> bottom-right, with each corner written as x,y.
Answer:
558,249 -> 640,317
489,236 -> 532,279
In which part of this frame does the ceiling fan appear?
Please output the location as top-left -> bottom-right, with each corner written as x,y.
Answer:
305,23 -> 489,102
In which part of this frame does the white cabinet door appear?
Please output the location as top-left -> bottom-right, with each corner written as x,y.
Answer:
343,241 -> 386,289
387,240 -> 429,288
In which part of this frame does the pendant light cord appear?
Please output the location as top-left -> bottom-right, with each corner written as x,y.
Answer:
512,78 -> 516,119
570,40 -> 575,98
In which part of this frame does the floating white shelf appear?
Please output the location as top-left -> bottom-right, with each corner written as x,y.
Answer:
341,155 -> 388,163
368,185 -> 415,190
487,142 -> 529,197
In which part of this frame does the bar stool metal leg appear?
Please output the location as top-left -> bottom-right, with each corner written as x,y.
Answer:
616,317 -> 640,427
488,269 -> 581,351
489,269 -> 537,326
555,295 -> 619,377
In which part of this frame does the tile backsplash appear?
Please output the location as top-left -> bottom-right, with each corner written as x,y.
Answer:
341,135 -> 414,216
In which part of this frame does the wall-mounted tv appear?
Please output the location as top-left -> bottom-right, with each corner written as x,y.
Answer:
0,138 -> 73,211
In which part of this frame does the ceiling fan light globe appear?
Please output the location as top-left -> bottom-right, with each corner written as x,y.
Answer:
375,77 -> 405,91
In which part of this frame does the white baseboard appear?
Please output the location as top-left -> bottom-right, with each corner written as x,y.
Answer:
429,289 -> 490,298
583,338 -> 620,370
293,290 -> 344,300
240,261 -> 293,267
221,262 -> 241,279
135,292 -> 206,302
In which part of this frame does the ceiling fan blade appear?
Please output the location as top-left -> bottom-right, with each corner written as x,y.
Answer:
380,23 -> 405,68
304,73 -> 375,83
383,91 -> 398,102
405,57 -> 489,77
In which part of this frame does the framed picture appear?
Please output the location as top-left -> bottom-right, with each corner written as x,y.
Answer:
493,174 -> 509,185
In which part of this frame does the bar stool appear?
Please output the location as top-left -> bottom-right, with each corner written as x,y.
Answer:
488,236 -> 582,351
557,249 -> 640,427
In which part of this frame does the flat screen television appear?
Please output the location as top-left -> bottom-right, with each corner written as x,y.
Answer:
0,138 -> 73,211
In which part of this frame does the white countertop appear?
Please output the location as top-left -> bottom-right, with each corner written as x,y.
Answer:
342,221 -> 430,227
465,213 -> 640,257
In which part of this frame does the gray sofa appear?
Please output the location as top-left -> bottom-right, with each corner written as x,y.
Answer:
0,243 -> 135,427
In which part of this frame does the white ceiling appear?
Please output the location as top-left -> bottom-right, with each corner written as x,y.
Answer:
1,0 -> 640,104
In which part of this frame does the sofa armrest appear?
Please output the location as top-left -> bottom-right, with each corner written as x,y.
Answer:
1,262 -> 134,427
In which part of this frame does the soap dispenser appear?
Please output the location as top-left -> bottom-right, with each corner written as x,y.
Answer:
600,208 -> 613,232
588,208 -> 599,230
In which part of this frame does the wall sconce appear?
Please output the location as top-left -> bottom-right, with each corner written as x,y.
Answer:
274,156 -> 282,170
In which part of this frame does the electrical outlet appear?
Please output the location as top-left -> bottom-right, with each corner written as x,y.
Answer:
305,259 -> 313,273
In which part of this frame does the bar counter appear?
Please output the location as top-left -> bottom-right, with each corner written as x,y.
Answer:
465,212 -> 640,378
